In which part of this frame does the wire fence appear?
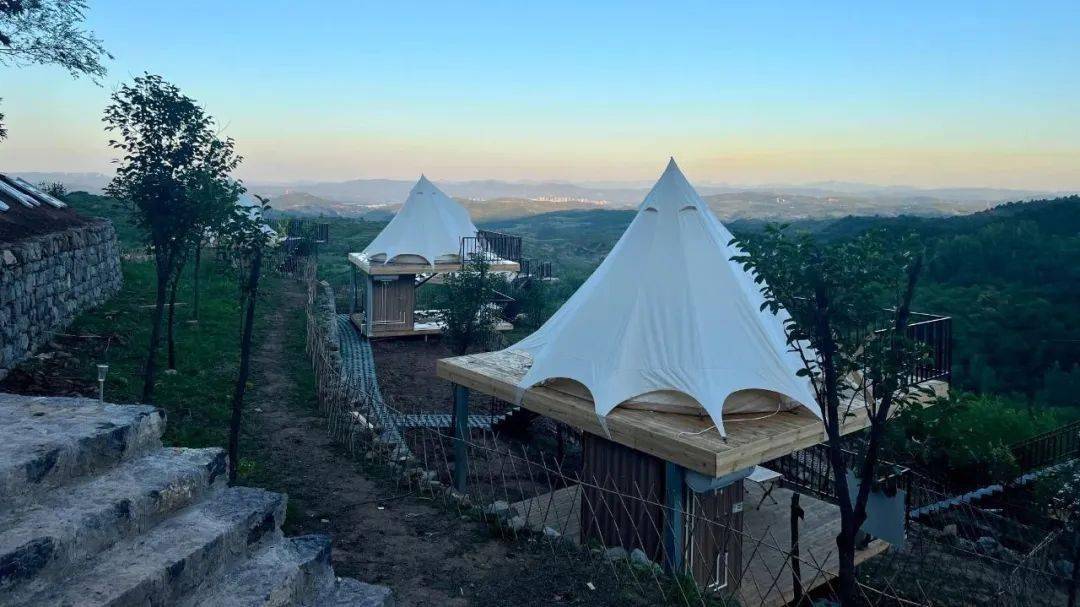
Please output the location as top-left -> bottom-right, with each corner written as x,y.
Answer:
301,267 -> 1076,607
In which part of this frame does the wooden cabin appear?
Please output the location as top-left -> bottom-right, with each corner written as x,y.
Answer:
348,249 -> 521,338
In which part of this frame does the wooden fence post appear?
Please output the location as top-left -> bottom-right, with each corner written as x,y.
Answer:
452,384 -> 470,493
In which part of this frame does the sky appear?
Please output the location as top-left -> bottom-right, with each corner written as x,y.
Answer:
1,1 -> 1079,190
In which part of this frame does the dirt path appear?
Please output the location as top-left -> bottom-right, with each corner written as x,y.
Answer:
241,281 -> 518,607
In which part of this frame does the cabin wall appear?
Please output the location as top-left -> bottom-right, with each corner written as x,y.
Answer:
580,433 -> 744,591
580,433 -> 667,561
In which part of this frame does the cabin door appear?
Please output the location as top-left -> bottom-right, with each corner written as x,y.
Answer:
369,275 -> 415,334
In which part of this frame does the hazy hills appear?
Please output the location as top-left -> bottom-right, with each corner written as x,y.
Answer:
15,171 -> 1069,223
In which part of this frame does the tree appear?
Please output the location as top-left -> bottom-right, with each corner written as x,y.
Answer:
732,226 -> 929,605
104,74 -> 242,402
165,172 -> 238,369
0,0 -> 110,139
37,181 -> 67,199
436,255 -> 501,355
218,194 -> 276,483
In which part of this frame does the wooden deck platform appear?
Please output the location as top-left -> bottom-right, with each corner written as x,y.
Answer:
349,252 -> 520,276
509,481 -> 889,607
350,313 -> 513,338
437,349 -> 948,477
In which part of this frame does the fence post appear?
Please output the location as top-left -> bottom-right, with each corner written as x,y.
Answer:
663,461 -> 685,575
453,384 -> 470,493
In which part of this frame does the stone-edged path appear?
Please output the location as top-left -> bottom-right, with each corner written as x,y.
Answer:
241,282 -> 521,607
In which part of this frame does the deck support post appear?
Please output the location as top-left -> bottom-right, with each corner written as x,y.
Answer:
452,384 -> 470,493
663,461 -> 686,575
363,273 -> 375,337
350,265 -> 359,314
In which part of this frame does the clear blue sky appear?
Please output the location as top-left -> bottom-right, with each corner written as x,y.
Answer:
1,1 -> 1078,188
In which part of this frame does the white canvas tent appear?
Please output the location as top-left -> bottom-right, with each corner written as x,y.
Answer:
235,192 -> 279,241
360,175 -> 479,266
509,159 -> 821,436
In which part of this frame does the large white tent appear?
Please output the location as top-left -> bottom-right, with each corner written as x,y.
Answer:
361,176 -> 479,266
509,159 -> 821,436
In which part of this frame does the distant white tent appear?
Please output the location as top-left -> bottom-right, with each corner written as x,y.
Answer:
235,191 -> 279,240
509,159 -> 821,436
360,176 -> 479,266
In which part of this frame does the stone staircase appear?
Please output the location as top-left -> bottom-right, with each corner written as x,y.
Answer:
0,392 -> 394,606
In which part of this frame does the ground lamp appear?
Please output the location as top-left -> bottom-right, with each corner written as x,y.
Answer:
97,364 -> 109,404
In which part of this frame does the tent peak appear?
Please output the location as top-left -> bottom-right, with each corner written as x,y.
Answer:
641,157 -> 702,212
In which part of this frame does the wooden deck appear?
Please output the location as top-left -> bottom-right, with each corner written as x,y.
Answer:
350,313 -> 513,338
437,349 -> 949,477
510,481 -> 889,607
739,482 -> 888,607
349,252 -> 520,276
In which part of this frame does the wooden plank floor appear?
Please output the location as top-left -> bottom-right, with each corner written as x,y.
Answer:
511,481 -> 889,607
739,482 -> 888,607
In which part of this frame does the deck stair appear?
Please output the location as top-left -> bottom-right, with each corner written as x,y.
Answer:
910,459 -> 1077,520
0,392 -> 393,607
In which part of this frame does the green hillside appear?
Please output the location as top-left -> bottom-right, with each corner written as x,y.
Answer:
61,189 -> 1079,410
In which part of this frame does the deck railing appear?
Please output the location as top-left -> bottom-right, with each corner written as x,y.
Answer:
768,444 -> 917,507
1010,419 -> 1080,472
878,312 -> 952,385
519,258 -> 553,280
461,230 -> 523,264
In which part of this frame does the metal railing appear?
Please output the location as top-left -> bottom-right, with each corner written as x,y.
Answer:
460,230 -> 523,264
881,312 -> 952,385
1010,419 -> 1080,472
519,258 -> 553,280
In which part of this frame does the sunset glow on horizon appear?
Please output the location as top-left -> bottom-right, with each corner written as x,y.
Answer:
1,1 -> 1078,190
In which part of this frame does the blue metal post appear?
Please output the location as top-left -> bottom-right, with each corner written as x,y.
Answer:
663,461 -> 686,574
452,384 -> 469,492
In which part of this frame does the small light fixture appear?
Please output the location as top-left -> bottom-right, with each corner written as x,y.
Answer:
97,364 -> 109,404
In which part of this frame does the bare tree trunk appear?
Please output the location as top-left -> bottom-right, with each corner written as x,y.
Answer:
790,492 -> 805,606
143,258 -> 169,403
228,248 -> 263,484
192,244 -> 202,322
167,272 -> 181,370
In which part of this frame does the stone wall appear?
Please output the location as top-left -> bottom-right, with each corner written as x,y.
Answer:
0,219 -> 122,380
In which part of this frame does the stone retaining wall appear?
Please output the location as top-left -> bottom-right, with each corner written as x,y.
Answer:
0,219 -> 122,380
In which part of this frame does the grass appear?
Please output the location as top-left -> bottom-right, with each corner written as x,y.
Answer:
37,256 -> 258,449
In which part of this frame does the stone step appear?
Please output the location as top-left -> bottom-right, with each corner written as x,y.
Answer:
0,447 -> 227,593
0,394 -> 165,503
5,486 -> 286,607
178,535 -> 334,607
316,577 -> 395,607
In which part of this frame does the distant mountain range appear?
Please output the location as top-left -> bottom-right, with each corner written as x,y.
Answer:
15,171 -> 1071,223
